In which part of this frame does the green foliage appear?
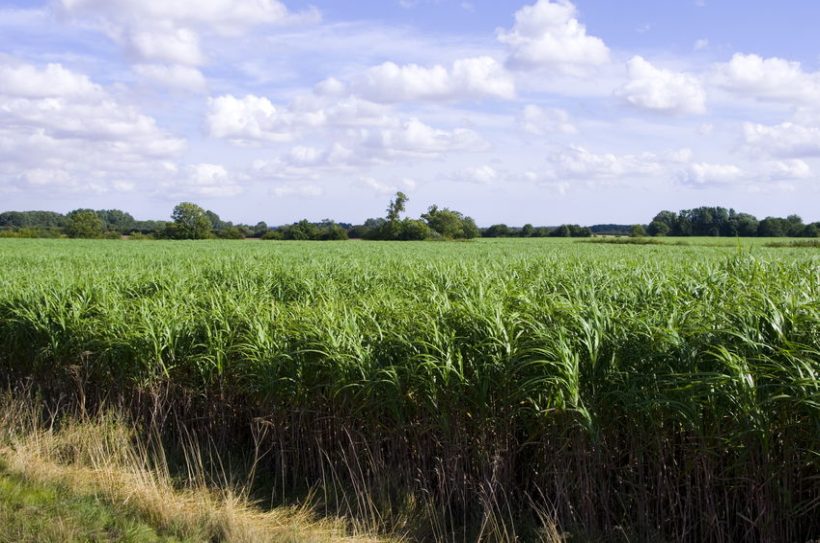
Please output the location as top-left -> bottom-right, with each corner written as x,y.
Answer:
549,224 -> 591,237
647,219 -> 670,236
319,221 -> 349,240
169,203 -> 212,240
0,471 -> 186,542
421,205 -> 479,239
214,226 -> 246,239
0,238 -> 816,540
270,220 -> 350,241
252,221 -> 268,238
0,227 -> 62,239
96,209 -> 136,234
483,224 -> 511,237
65,209 -> 105,239
0,211 -> 66,229
385,191 -> 408,222
629,224 -> 646,237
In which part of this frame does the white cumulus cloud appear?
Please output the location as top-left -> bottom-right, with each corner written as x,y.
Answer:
0,59 -> 185,194
520,105 -> 577,135
133,64 -> 206,91
743,122 -> 820,158
548,145 -> 664,180
55,0 -> 319,91
207,94 -> 299,142
498,0 -> 610,72
360,176 -> 417,195
713,53 -> 820,104
353,56 -> 515,102
617,56 -> 706,114
0,62 -> 102,99
677,162 -> 744,187
180,163 -> 242,197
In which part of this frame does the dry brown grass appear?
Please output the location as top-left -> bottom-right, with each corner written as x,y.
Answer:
0,396 -> 392,543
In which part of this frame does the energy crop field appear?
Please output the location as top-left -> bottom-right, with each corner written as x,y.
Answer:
0,238 -> 818,542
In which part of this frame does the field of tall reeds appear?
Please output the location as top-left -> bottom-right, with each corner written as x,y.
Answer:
0,238 -> 817,542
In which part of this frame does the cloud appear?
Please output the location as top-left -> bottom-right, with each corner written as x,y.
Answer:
676,159 -> 811,188
208,92 -> 488,161
55,0 -> 320,88
0,62 -> 102,99
743,122 -> 820,157
498,0 -> 610,72
447,165 -> 500,184
207,94 -> 299,142
766,159 -> 811,180
271,183 -> 323,198
207,94 -> 394,144
126,25 -> 204,66
360,176 -> 417,194
352,56 -> 514,102
56,0 -> 315,33
0,59 -> 185,194
676,162 -> 743,187
163,163 -> 243,198
547,145 -> 666,180
519,105 -> 577,135
616,56 -> 706,114
694,38 -> 709,51
362,118 -> 488,157
133,64 -> 206,91
713,53 -> 820,104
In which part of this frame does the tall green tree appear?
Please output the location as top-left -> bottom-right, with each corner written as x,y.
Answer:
386,192 -> 408,222
170,202 -> 213,239
65,209 -> 105,238
630,224 -> 646,237
421,205 -> 479,239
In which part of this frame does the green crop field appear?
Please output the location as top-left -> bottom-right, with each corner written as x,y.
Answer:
0,238 -> 818,542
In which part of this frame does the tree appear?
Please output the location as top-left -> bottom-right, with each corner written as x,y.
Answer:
319,220 -> 349,240
520,224 -> 535,237
252,222 -> 269,238
386,192 -> 408,222
550,225 -> 571,237
282,219 -> 319,240
757,217 -> 787,237
170,202 -> 213,239
421,205 -> 478,239
97,209 -> 135,234
785,215 -> 804,237
65,209 -> 105,238
205,210 -> 224,230
484,224 -> 511,238
647,220 -> 670,236
630,224 -> 646,237
215,226 -> 246,239
803,223 -> 820,237
732,213 -> 759,237
651,210 -> 677,234
397,219 -> 431,240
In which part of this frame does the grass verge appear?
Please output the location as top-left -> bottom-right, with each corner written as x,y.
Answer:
0,396 -> 393,543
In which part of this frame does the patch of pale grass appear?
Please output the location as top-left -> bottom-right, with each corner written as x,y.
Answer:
0,398 -> 390,543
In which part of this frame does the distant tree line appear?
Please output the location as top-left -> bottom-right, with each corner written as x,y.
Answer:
1,202 -> 817,240
481,223 -> 592,238
646,207 -> 818,237
0,194 -> 480,241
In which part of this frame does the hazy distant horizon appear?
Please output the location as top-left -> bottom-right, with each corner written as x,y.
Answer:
1,0 -> 818,225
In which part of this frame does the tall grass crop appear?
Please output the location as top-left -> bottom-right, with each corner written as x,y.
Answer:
0,238 -> 817,541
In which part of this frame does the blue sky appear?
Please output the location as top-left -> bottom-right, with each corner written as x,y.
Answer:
0,0 -> 817,225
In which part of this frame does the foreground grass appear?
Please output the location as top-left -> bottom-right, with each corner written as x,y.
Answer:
0,398 -> 393,543
0,238 -> 816,542
0,466 -> 186,543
